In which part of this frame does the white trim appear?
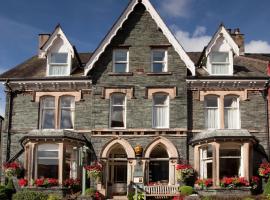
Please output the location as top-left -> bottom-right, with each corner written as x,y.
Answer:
109,93 -> 127,129
47,52 -> 71,77
84,0 -> 195,76
152,93 -> 169,129
205,25 -> 239,57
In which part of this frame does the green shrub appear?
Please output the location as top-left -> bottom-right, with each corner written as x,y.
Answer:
264,178 -> 270,195
0,185 -> 8,200
85,187 -> 95,196
242,197 -> 255,200
12,190 -> 48,200
47,194 -> 62,200
6,178 -> 15,199
132,192 -> 144,200
178,186 -> 193,196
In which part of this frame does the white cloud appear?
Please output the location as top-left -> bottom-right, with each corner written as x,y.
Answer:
172,25 -> 211,52
246,40 -> 270,53
160,0 -> 191,17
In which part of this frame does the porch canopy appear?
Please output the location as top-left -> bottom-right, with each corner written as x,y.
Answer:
190,129 -> 256,146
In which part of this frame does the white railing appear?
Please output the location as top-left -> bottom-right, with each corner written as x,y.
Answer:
144,185 -> 179,197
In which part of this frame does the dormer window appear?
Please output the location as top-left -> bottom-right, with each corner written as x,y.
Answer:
151,50 -> 167,73
210,52 -> 230,75
48,53 -> 70,76
113,49 -> 129,73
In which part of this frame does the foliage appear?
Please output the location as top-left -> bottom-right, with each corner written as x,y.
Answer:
250,176 -> 259,191
178,186 -> 193,196
47,194 -> 62,200
220,177 -> 249,189
18,178 -> 28,187
12,190 -> 48,200
3,162 -> 23,178
132,192 -> 145,200
85,161 -> 102,182
264,177 -> 270,195
85,187 -> 96,196
63,178 -> 80,193
259,161 -> 270,179
5,178 -> 15,199
176,164 -> 195,183
34,178 -> 58,187
195,178 -> 213,189
0,185 -> 8,200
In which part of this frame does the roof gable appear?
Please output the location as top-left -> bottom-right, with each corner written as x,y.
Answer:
205,24 -> 240,57
39,25 -> 74,58
84,0 -> 195,76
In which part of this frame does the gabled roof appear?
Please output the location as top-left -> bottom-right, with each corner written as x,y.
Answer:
39,24 -> 74,58
205,24 -> 240,57
84,0 -> 195,76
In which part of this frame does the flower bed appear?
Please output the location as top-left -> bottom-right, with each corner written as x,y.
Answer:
195,179 -> 213,189
34,178 -> 58,187
220,177 -> 249,189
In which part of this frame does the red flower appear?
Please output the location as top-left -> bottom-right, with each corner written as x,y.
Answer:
35,178 -> 45,187
18,178 -> 28,187
63,178 -> 80,188
176,164 -> 192,170
85,161 -> 103,172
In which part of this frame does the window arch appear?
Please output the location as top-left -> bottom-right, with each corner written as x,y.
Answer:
204,95 -> 219,129
40,96 -> 55,129
110,93 -> 126,128
59,95 -> 75,129
152,92 -> 169,128
224,95 -> 240,129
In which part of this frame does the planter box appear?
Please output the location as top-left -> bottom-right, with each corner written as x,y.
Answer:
196,187 -> 251,198
78,196 -> 94,200
25,187 -> 69,198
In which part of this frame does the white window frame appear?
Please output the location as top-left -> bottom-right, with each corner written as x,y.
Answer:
109,93 -> 127,129
152,93 -> 170,129
200,145 -> 213,179
59,96 -> 75,130
208,51 -> 233,76
151,49 -> 168,73
224,95 -> 240,129
47,52 -> 71,76
113,49 -> 129,73
204,95 -> 220,129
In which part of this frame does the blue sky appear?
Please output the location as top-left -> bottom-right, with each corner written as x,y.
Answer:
0,0 -> 270,117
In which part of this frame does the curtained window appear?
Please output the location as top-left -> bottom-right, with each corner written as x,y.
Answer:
37,144 -> 59,179
40,96 -> 55,129
49,53 -> 69,76
60,96 -> 75,129
211,52 -> 229,75
204,95 -> 219,129
152,93 -> 169,128
113,50 -> 129,73
152,50 -> 167,72
110,93 -> 126,128
200,145 -> 213,179
224,96 -> 240,129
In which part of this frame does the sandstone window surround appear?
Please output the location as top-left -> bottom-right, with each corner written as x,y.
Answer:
194,142 -> 251,187
113,49 -> 129,73
36,92 -> 81,129
24,141 -> 82,185
200,91 -> 247,129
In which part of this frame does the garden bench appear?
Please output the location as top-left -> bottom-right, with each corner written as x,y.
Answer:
143,185 -> 179,199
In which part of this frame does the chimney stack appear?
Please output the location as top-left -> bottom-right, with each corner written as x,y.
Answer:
230,28 -> 245,55
38,34 -> 50,56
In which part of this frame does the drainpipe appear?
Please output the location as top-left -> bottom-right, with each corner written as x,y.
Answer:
265,88 -> 270,161
4,81 -> 14,162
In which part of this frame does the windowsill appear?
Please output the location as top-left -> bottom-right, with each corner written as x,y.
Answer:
108,72 -> 133,76
146,72 -> 172,76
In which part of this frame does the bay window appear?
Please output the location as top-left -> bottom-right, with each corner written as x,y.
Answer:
200,145 -> 213,179
210,52 -> 230,75
48,53 -> 69,76
224,95 -> 240,129
205,95 -> 219,129
110,93 -> 126,128
113,49 -> 129,73
152,50 -> 167,73
40,96 -> 55,129
37,144 -> 59,179
152,93 -> 169,128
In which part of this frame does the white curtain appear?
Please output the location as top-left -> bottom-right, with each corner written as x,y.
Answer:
40,97 -> 55,129
153,94 -> 169,128
110,94 -> 125,128
205,108 -> 218,129
49,65 -> 68,76
60,96 -> 75,129
224,97 -> 239,129
212,64 -> 229,74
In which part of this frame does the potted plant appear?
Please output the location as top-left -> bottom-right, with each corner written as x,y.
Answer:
85,161 -> 103,183
176,164 -> 195,186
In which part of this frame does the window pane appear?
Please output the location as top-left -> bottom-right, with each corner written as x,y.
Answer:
114,164 -> 127,183
154,94 -> 168,105
61,96 -> 74,108
205,96 -> 218,107
220,149 -> 241,157
212,52 -> 229,63
42,109 -> 55,129
224,96 -> 238,108
224,96 -> 239,129
149,161 -> 169,182
206,162 -> 213,178
212,64 -> 229,75
42,97 -> 55,108
114,63 -> 127,73
153,51 -> 165,62
61,110 -> 74,129
220,158 -> 240,178
51,53 -> 68,63
152,63 -> 164,73
49,65 -> 69,76
112,94 -> 125,105
111,106 -> 124,127
37,144 -> 59,179
114,50 -> 127,62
